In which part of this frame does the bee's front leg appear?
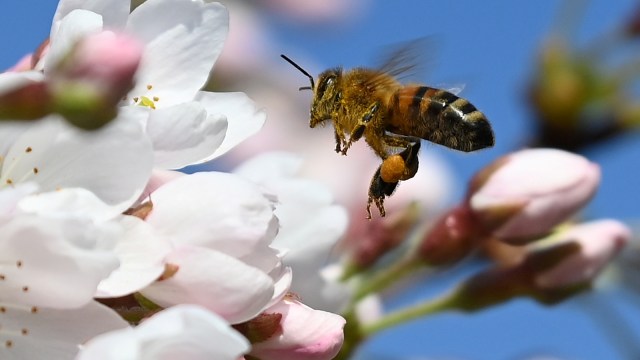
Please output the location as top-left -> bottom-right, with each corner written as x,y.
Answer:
342,102 -> 380,156
334,129 -> 344,153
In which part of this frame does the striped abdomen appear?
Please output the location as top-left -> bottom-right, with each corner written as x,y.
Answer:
386,86 -> 494,152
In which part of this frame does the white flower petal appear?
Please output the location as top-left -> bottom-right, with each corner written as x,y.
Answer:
96,216 -> 173,298
0,71 -> 45,97
52,0 -> 130,35
0,183 -> 38,216
126,0 -> 228,105
17,188 -> 122,222
234,151 -> 303,184
145,102 -> 227,169
265,264 -> 293,309
145,172 -> 277,261
1,116 -> 153,212
0,301 -> 127,360
234,152 -> 350,312
142,246 -> 275,323
76,305 -> 249,360
197,92 -> 266,160
0,214 -> 119,308
45,9 -> 103,74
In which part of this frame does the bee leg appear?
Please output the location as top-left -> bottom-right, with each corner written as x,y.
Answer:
334,130 -> 343,153
366,138 -> 421,219
367,166 -> 397,219
381,135 -> 422,180
342,103 -> 380,156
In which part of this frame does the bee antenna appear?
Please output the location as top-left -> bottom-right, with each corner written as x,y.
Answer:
280,54 -> 315,90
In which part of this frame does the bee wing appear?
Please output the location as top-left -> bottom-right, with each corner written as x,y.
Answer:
443,83 -> 466,96
376,37 -> 438,81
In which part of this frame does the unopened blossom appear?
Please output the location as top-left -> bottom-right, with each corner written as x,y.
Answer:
452,219 -> 630,311
247,296 -> 346,360
534,219 -> 631,289
76,305 -> 250,360
418,204 -> 479,266
48,31 -> 143,130
0,72 -> 49,121
467,148 -> 600,244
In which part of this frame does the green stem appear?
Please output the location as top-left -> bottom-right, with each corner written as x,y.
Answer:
361,290 -> 458,337
352,256 -> 424,303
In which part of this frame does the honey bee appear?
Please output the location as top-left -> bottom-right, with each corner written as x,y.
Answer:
281,43 -> 494,219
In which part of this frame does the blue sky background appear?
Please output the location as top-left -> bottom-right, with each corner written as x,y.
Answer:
2,1 -> 640,359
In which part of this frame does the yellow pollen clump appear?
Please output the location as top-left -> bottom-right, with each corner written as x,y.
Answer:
380,155 -> 407,183
138,96 -> 157,110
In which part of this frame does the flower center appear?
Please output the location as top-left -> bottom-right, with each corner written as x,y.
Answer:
128,84 -> 160,109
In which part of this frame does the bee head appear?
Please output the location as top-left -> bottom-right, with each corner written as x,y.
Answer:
310,68 -> 342,128
280,55 -> 342,128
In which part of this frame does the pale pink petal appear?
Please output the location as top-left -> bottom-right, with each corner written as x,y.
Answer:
1,301 -> 127,360
145,102 -> 227,169
76,305 -> 249,360
139,169 -> 184,200
2,115 -> 153,213
249,298 -> 345,360
144,172 -> 277,262
52,0 -> 130,35
126,0 -> 228,106
196,92 -> 266,160
535,219 -> 631,288
141,246 -> 275,323
469,148 -> 600,243
96,216 -> 173,298
0,214 -> 119,308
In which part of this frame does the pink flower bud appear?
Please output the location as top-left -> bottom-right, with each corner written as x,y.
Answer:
248,296 -> 346,360
467,148 -> 600,244
534,219 -> 630,289
417,204 -> 480,266
346,202 -> 420,270
451,220 -> 629,311
50,31 -> 142,129
5,54 -> 34,72
0,75 -> 51,120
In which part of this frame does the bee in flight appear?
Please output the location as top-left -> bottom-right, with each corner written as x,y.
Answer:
281,43 -> 494,219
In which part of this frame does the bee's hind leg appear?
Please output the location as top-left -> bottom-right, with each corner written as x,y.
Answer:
367,166 -> 397,219
366,137 -> 421,219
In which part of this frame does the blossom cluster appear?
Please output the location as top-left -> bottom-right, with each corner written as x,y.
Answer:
1,1 -> 633,359
0,1 -> 346,359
